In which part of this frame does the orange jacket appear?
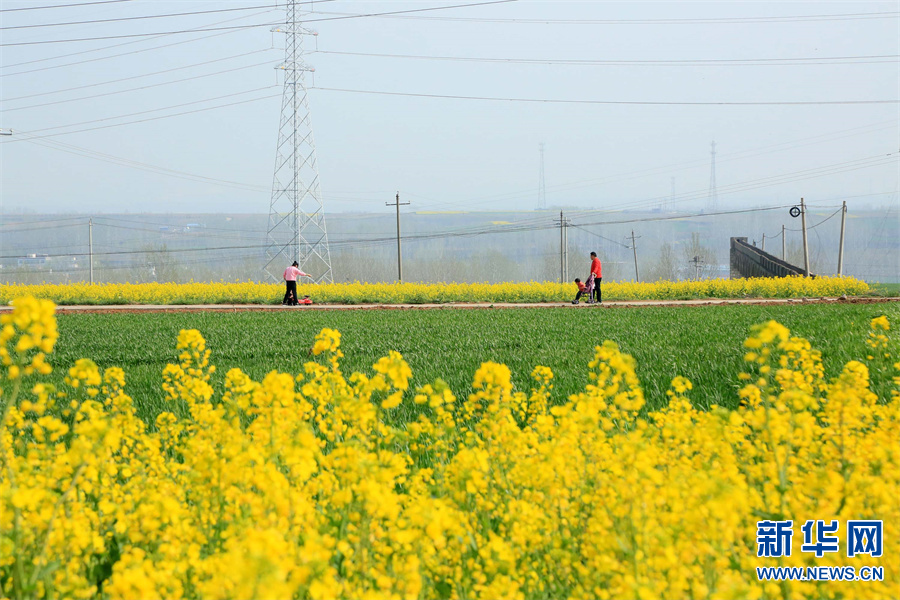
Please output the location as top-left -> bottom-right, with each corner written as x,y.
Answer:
590,257 -> 602,278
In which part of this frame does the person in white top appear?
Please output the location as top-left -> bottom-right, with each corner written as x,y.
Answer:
282,261 -> 311,305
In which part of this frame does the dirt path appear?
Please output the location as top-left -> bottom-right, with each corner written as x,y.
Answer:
2,296 -> 896,314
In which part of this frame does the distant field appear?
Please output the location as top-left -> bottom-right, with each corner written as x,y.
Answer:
869,282 -> 900,296
50,302 -> 898,425
0,276 -> 874,306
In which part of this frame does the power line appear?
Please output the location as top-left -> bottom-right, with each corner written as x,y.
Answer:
0,222 -> 85,234
311,86 -> 899,106
289,0 -> 516,24
0,0 -> 133,12
1,49 -> 273,102
312,9 -> 900,25
1,86 -> 280,141
758,207 -> 845,241
0,204 -> 795,261
568,224 -> 630,248
0,8 -> 278,72
0,21 -> 281,47
0,215 -> 86,226
16,135 -> 269,191
2,58 -> 276,112
0,3 -> 287,30
314,49 -> 900,67
0,0 -> 517,46
785,207 -> 844,232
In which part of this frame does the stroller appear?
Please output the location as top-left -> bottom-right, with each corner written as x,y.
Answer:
583,274 -> 596,303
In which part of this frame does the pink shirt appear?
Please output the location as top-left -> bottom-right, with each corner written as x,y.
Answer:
283,266 -> 309,281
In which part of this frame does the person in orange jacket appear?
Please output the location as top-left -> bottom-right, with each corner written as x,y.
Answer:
589,251 -> 602,304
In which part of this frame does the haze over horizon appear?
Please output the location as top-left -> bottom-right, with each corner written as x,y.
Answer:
0,0 -> 897,216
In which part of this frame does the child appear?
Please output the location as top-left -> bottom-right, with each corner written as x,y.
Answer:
572,278 -> 587,304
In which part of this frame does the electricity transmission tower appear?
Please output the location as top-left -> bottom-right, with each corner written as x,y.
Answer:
537,143 -> 547,210
705,140 -> 718,213
263,0 -> 333,283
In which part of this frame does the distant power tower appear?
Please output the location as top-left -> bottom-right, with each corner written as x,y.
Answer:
706,140 -> 718,213
537,143 -> 547,210
263,0 -> 333,283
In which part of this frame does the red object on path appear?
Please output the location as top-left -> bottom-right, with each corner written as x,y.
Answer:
299,296 -> 313,305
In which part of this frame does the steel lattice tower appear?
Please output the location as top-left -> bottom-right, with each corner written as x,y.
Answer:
263,0 -> 333,283
706,140 -> 718,213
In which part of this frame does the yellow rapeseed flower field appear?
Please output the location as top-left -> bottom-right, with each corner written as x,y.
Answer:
1,297 -> 897,599
0,276 -> 871,305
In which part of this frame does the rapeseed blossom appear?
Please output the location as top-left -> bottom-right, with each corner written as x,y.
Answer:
0,276 -> 871,306
0,296 -> 897,599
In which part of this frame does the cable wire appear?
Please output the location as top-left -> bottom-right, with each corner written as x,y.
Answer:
312,86 -> 899,106
313,49 -> 900,67
0,0 -> 133,13
2,58 -> 277,112
0,0 -> 517,46
0,3 -> 285,30
568,224 -> 631,248
15,135 -> 269,192
311,9 -> 900,25
0,7 -> 278,73
2,48 -> 274,102
0,204 -> 795,261
1,86 -> 280,141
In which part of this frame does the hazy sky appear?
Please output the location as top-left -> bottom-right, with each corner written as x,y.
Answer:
1,0 -> 898,215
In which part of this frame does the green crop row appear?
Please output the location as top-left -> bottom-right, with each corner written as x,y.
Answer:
46,302 -> 899,426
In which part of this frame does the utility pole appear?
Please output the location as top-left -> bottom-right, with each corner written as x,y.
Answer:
800,197 -> 810,276
89,218 -> 93,285
690,255 -> 703,280
837,200 -> 847,276
762,233 -> 766,252
706,141 -> 718,212
555,211 -> 570,283
386,192 -> 410,282
563,214 -> 568,283
627,230 -> 641,282
782,224 -> 786,260
538,143 -> 546,210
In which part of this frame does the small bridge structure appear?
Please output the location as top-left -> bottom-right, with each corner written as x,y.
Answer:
730,237 -> 808,279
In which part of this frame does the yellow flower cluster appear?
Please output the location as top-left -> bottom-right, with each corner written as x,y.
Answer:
1,298 -> 897,599
0,296 -> 57,396
0,276 -> 870,306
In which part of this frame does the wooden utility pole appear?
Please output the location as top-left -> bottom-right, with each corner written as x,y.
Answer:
691,255 -> 703,281
560,211 -> 564,283
556,211 -> 570,283
782,225 -> 786,260
837,200 -> 847,276
627,230 -> 641,282
386,192 -> 410,282
800,197 -> 810,276
89,217 -> 94,285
